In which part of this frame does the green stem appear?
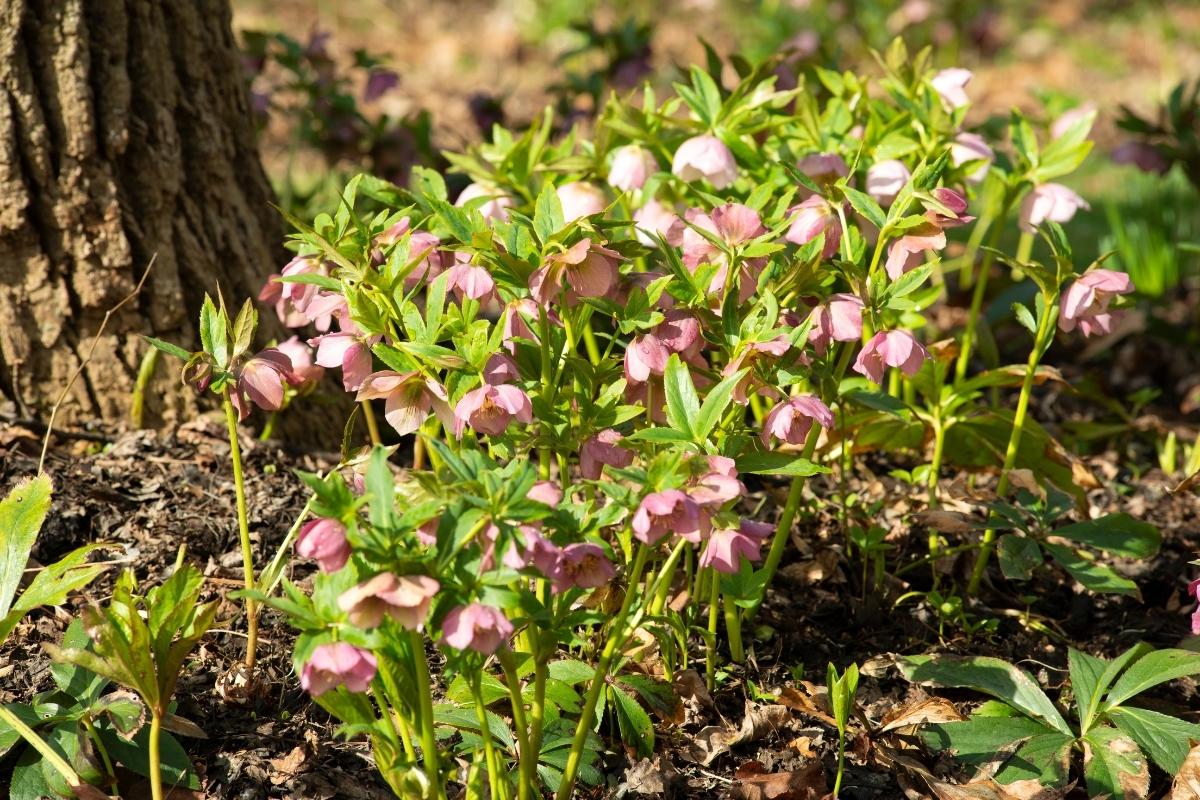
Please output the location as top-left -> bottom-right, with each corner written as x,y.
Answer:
130,347 -> 159,428
0,705 -> 89,795
706,571 -> 720,691
537,309 -> 555,479
833,728 -> 846,798
723,593 -> 744,664
955,215 -> 1005,382
362,400 -> 383,447
259,410 -> 279,441
497,649 -> 535,800
555,546 -> 651,800
149,712 -> 164,800
967,298 -> 1058,596
471,674 -> 504,800
409,630 -> 444,799
222,390 -> 258,669
748,430 -> 818,618
377,657 -> 418,761
82,716 -> 116,782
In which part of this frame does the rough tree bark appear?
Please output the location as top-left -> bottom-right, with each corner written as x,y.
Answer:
0,0 -> 283,427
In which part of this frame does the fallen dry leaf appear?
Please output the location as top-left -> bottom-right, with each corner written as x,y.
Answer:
269,746 -> 309,786
686,702 -> 793,765
776,684 -> 837,727
623,755 -> 678,795
914,510 -> 979,534
878,696 -> 965,733
1171,742 -> 1200,800
731,759 -> 826,800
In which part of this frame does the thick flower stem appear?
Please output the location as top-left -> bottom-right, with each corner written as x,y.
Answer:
149,711 -> 164,800
0,704 -> 89,796
723,594 -> 744,663
967,300 -> 1057,596
498,649 -> 535,800
222,390 -> 259,670
954,216 -> 1005,383
556,545 -> 650,800
471,674 -> 504,800
362,400 -> 383,447
409,630 -> 444,799
706,572 -> 720,691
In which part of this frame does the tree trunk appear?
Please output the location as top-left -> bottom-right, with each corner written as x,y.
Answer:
0,0 -> 283,428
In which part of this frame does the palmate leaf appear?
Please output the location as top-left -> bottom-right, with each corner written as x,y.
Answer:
995,731 -> 1075,786
1042,542 -> 1140,597
0,475 -> 52,626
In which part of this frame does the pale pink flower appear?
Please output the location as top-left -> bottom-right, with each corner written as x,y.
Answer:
259,271 -> 309,328
300,292 -> 350,332
504,525 -> 563,578
1189,578 -> 1200,635
672,134 -> 739,189
699,528 -> 762,573
632,490 -> 703,545
301,643 -> 376,696
357,370 -> 450,436
688,455 -> 747,509
581,429 -> 634,479
445,259 -> 496,304
233,348 -> 293,419
951,133 -> 993,183
723,337 -> 791,404
310,331 -> 375,392
796,153 -> 850,189
624,334 -> 670,383
807,294 -> 864,356
1059,269 -> 1135,337
656,310 -> 704,362
634,199 -> 681,246
867,160 -> 911,207
785,196 -> 841,258
608,145 -> 659,192
483,352 -> 521,386
529,239 -> 622,306
885,222 -> 947,280
338,573 -> 440,630
670,204 -> 767,301
456,182 -> 515,222
761,395 -> 834,446
528,481 -> 563,507
853,330 -> 930,384
930,68 -> 972,110
453,384 -> 533,437
400,231 -> 447,290
296,518 -> 350,572
557,181 -> 608,221
1019,184 -> 1090,233
415,519 -> 439,547
553,543 -> 616,592
501,298 -> 559,353
276,336 -> 325,387
441,603 -> 514,654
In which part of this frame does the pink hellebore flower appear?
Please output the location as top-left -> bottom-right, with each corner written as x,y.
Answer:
1112,141 -> 1171,175
671,204 -> 767,302
689,455 -> 747,509
867,160 -> 911,207
295,518 -> 350,572
301,643 -> 376,697
657,310 -> 704,362
483,352 -> 521,386
363,68 -> 400,103
441,603 -> 514,654
501,298 -> 558,352
311,331 -> 375,392
624,334 -> 670,383
672,134 -> 739,189
337,573 -> 440,630
723,337 -> 791,404
453,384 -> 533,437
529,238 -> 622,306
796,153 -> 850,189
951,133 -> 994,183
276,336 -> 325,387
445,258 -> 496,304
234,348 -> 293,419
930,68 -> 972,110
761,395 -> 835,447
553,543 -> 616,592
633,199 -> 681,246
357,370 -> 449,436
1189,578 -> 1200,635
699,527 -> 762,574
581,429 -> 634,479
402,231 -> 447,291
1019,184 -> 1090,233
632,489 -> 703,545
1059,269 -> 1135,337
528,480 -> 563,507
923,187 -> 972,228
608,145 -> 658,192
885,222 -> 948,280
853,330 -> 931,384
259,272 -> 309,328
504,525 -> 563,578
456,182 -> 514,222
785,196 -> 842,259
807,294 -> 864,356
557,181 -> 608,221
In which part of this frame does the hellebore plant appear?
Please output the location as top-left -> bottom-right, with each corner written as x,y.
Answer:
176,37 -> 1156,798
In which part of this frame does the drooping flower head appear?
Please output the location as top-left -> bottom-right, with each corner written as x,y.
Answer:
699,527 -> 763,574
866,160 -> 911,207
557,181 -> 608,221
301,643 -> 377,697
553,544 -> 617,592
723,337 -> 791,404
581,429 -> 634,479
441,603 -> 514,655
853,330 -> 931,384
1019,183 -> 1089,233
456,182 -> 515,222
453,384 -> 534,437
608,145 -> 659,192
1112,141 -> 1171,175
796,153 -> 850,190
761,395 -> 835,447
672,134 -> 738,189
1058,269 -> 1135,338
930,68 -> 972,110
276,336 -> 325,388
951,133 -> 993,183
632,489 -> 703,545
807,294 -> 864,356
356,370 -> 450,436
885,221 -> 948,280
296,517 -> 351,573
529,238 -> 623,306
338,573 -> 440,630
634,199 -> 681,246
232,348 -> 294,419
310,330 -> 376,392
785,196 -> 842,259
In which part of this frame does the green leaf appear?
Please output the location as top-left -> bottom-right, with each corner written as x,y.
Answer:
899,654 -> 1073,735
547,660 -> 594,685
693,369 -> 744,442
49,620 -> 107,705
533,184 -> 564,243
366,446 -> 395,529
734,452 -> 830,477
142,336 -> 192,362
0,703 -> 40,758
842,185 -> 886,230
608,685 -> 654,757
1,544 -> 109,643
199,295 -> 229,368
995,732 -> 1075,786
1082,727 -> 1149,800
1042,542 -> 1140,597
922,710 -> 1058,772
1069,648 -> 1109,732
663,354 -> 700,439
1012,302 -> 1037,334
997,534 -> 1042,581
1103,649 -> 1200,709
1106,706 -> 1200,775
0,475 -> 52,627
1053,514 -> 1160,558
99,723 -> 201,790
